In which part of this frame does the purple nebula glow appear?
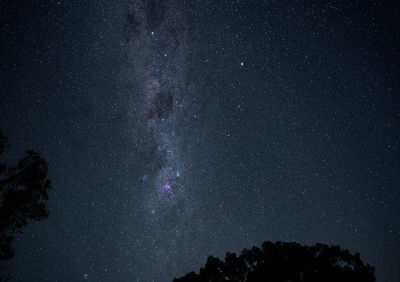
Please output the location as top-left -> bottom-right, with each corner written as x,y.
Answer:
162,182 -> 172,191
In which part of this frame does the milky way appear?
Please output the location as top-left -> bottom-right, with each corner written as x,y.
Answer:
123,0 -> 189,207
120,0 -> 200,277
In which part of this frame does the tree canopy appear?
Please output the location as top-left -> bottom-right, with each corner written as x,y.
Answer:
174,241 -> 376,282
0,129 -> 51,261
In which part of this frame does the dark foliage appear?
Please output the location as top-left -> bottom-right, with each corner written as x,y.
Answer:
174,241 -> 375,282
0,129 -> 51,261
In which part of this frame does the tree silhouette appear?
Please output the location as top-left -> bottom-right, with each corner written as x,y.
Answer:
0,129 -> 51,261
174,241 -> 375,282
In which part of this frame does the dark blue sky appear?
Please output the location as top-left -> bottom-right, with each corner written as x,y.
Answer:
1,1 -> 399,281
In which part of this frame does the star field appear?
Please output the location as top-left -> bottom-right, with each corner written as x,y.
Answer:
0,0 -> 399,281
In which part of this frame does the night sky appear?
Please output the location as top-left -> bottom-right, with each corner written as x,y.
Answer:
1,0 -> 399,281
